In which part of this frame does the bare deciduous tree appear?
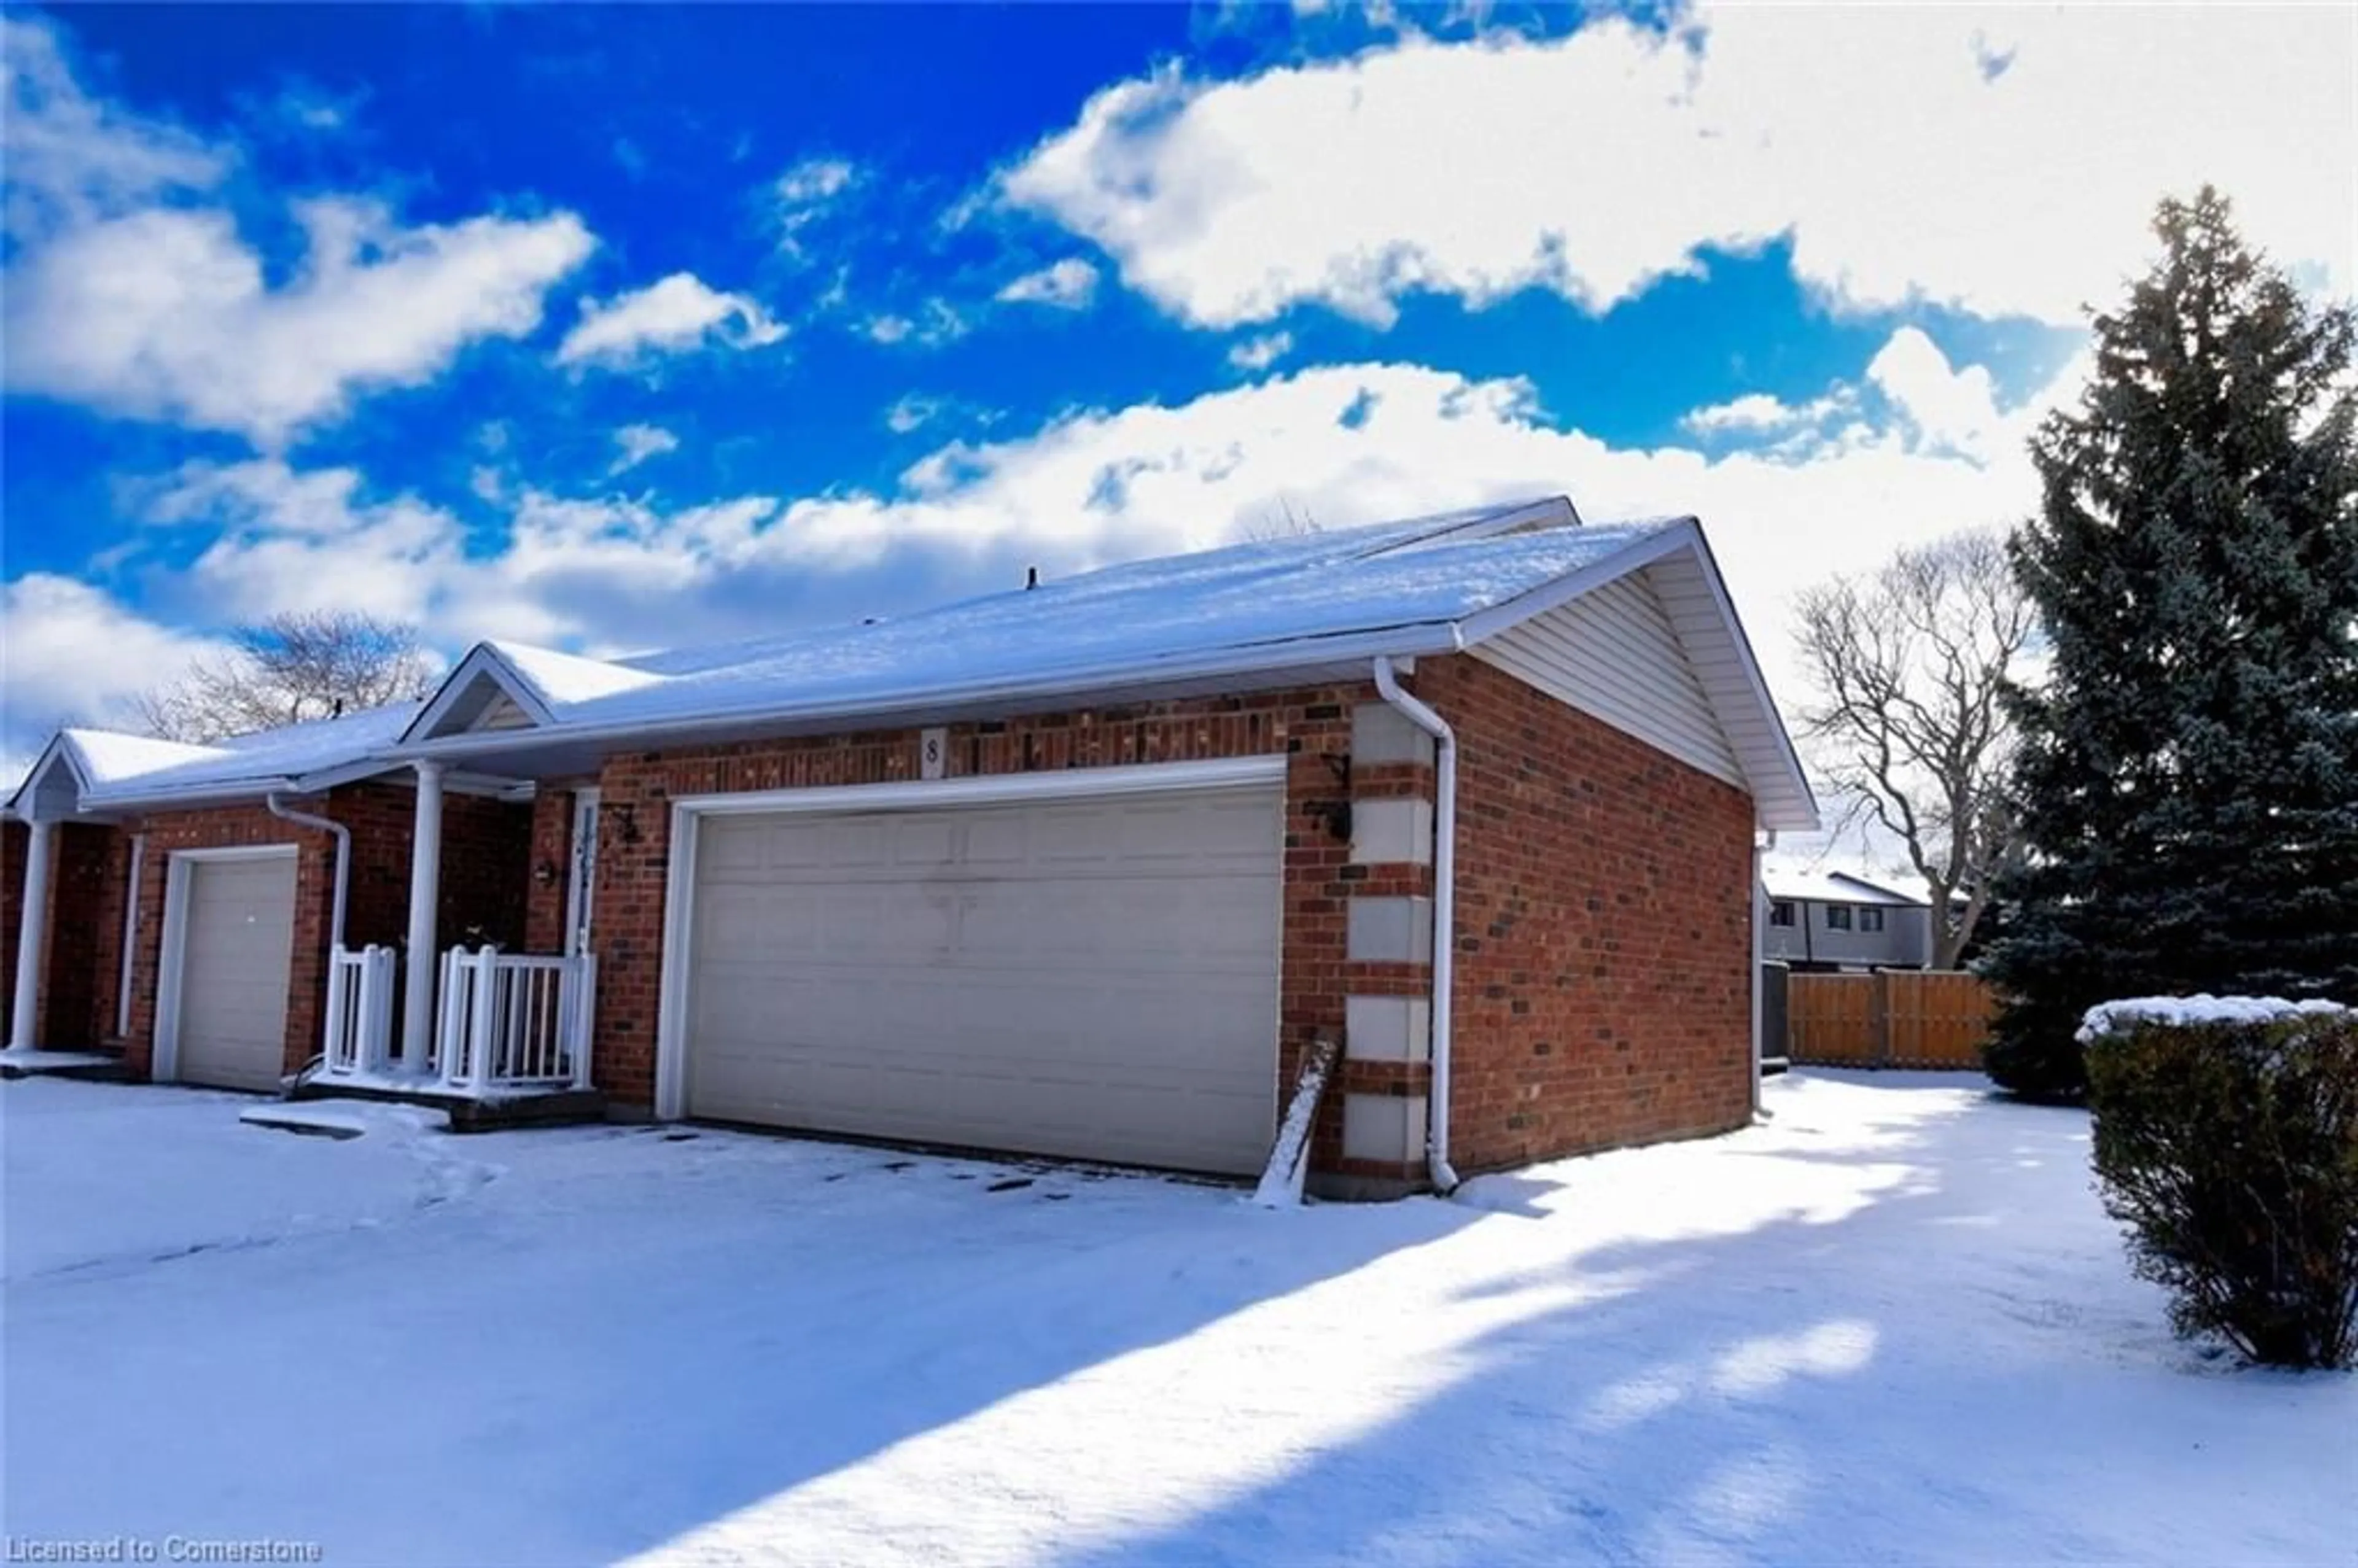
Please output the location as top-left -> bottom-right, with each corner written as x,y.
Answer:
1794,530 -> 2037,968
136,611 -> 437,743
1240,496 -> 1321,541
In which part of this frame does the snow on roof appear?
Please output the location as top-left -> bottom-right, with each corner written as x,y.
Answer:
60,730 -> 229,787
41,703 -> 424,810
548,515 -> 1683,731
1761,861 -> 1929,907
17,495 -> 1816,832
488,641 -> 672,707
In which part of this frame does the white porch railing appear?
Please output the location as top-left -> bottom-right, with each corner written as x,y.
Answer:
435,946 -> 597,1093
321,945 -> 398,1077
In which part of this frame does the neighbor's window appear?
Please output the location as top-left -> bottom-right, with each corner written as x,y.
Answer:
1826,905 -> 1854,931
1770,901 -> 1797,927
1859,907 -> 1886,933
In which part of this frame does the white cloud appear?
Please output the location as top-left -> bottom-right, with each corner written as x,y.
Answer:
1,17 -> 594,447
772,156 -> 860,255
1866,327 -> 2006,461
862,300 -> 971,349
1001,6 -> 2353,328
1228,332 -> 1294,372
1,15 -> 225,237
0,575 -> 230,737
776,156 -> 857,208
995,257 -> 1100,309
610,424 -> 682,473
1681,387 -> 1858,441
884,395 -> 943,434
556,272 -> 786,368
7,198 -> 593,448
33,327 -> 2075,770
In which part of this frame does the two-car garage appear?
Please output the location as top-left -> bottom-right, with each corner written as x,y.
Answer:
669,761 -> 1286,1175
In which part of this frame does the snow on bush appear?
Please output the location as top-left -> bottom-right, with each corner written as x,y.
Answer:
2077,993 -> 2351,1044
2083,1004 -> 2358,1369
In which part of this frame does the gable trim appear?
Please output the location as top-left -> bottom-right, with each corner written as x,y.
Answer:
1458,520 -> 1819,833
400,644 -> 558,745
3,735 -> 92,821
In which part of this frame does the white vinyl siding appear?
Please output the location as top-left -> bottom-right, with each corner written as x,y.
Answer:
1471,564 -> 1744,785
681,785 -> 1283,1174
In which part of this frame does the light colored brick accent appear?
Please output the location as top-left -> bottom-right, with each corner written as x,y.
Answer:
1350,702 -> 1436,767
1344,995 -> 1431,1063
1348,798 -> 1433,865
1342,1092 -> 1428,1164
1346,895 -> 1432,963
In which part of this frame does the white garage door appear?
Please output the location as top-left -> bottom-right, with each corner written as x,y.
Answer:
174,855 -> 298,1092
685,784 -> 1283,1174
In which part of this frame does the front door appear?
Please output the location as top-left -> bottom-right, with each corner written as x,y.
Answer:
565,789 -> 600,957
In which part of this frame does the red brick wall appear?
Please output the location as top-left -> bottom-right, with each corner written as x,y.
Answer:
0,821 -> 123,1050
82,827 -> 134,1047
1,820 -> 22,1033
585,689 -> 1368,1167
117,805 -> 337,1081
522,787 -> 583,954
438,793 -> 532,953
1421,653 -> 1757,1171
580,667 -> 1755,1181
324,782 -> 531,955
95,783 -> 532,1082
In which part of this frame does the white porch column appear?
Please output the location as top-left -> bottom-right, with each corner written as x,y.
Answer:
9,820 -> 56,1052
399,761 -> 446,1071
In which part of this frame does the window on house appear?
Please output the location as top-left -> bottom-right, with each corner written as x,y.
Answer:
1769,901 -> 1797,928
1825,905 -> 1854,931
1859,907 -> 1886,933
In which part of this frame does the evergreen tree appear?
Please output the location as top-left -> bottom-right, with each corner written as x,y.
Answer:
1983,188 -> 2358,1098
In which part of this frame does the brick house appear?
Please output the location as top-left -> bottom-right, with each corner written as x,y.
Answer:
4,497 -> 1815,1195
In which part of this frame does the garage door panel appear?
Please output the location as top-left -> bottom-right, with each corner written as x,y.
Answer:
175,855 -> 297,1093
687,784 -> 1282,1173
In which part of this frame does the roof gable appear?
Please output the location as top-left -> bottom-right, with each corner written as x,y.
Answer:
402,641 -> 672,745
1458,523 -> 1817,831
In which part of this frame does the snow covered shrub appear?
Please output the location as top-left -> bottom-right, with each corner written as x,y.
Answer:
2080,998 -> 2358,1369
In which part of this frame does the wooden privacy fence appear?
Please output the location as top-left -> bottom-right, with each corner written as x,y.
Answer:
1786,970 -> 1996,1070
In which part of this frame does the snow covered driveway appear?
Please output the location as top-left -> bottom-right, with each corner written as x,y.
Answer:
5,1074 -> 2351,1567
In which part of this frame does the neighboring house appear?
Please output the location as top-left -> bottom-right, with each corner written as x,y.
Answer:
1760,863 -> 1934,972
4,496 -> 1817,1196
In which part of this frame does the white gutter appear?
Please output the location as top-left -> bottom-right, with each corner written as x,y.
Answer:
1371,654 -> 1462,1195
396,622 -> 1468,763
266,794 -> 350,951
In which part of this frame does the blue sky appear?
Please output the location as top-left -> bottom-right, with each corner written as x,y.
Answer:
2,2 -> 2349,774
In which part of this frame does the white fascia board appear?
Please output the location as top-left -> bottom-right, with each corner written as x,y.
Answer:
391,621 -> 1464,765
80,779 -> 299,815
289,759 -> 415,794
673,754 -> 1287,818
1678,526 -> 1819,832
397,643 -> 558,747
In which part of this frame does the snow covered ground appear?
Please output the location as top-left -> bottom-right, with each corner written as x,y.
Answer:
4,1073 -> 2350,1567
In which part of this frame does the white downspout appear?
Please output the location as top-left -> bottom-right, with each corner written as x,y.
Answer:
115,834 -> 145,1040
265,794 -> 350,951
1371,656 -> 1460,1194
1751,834 -> 1766,1119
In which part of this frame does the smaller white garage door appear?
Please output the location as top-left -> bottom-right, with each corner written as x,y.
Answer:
685,783 -> 1283,1174
174,855 -> 298,1092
